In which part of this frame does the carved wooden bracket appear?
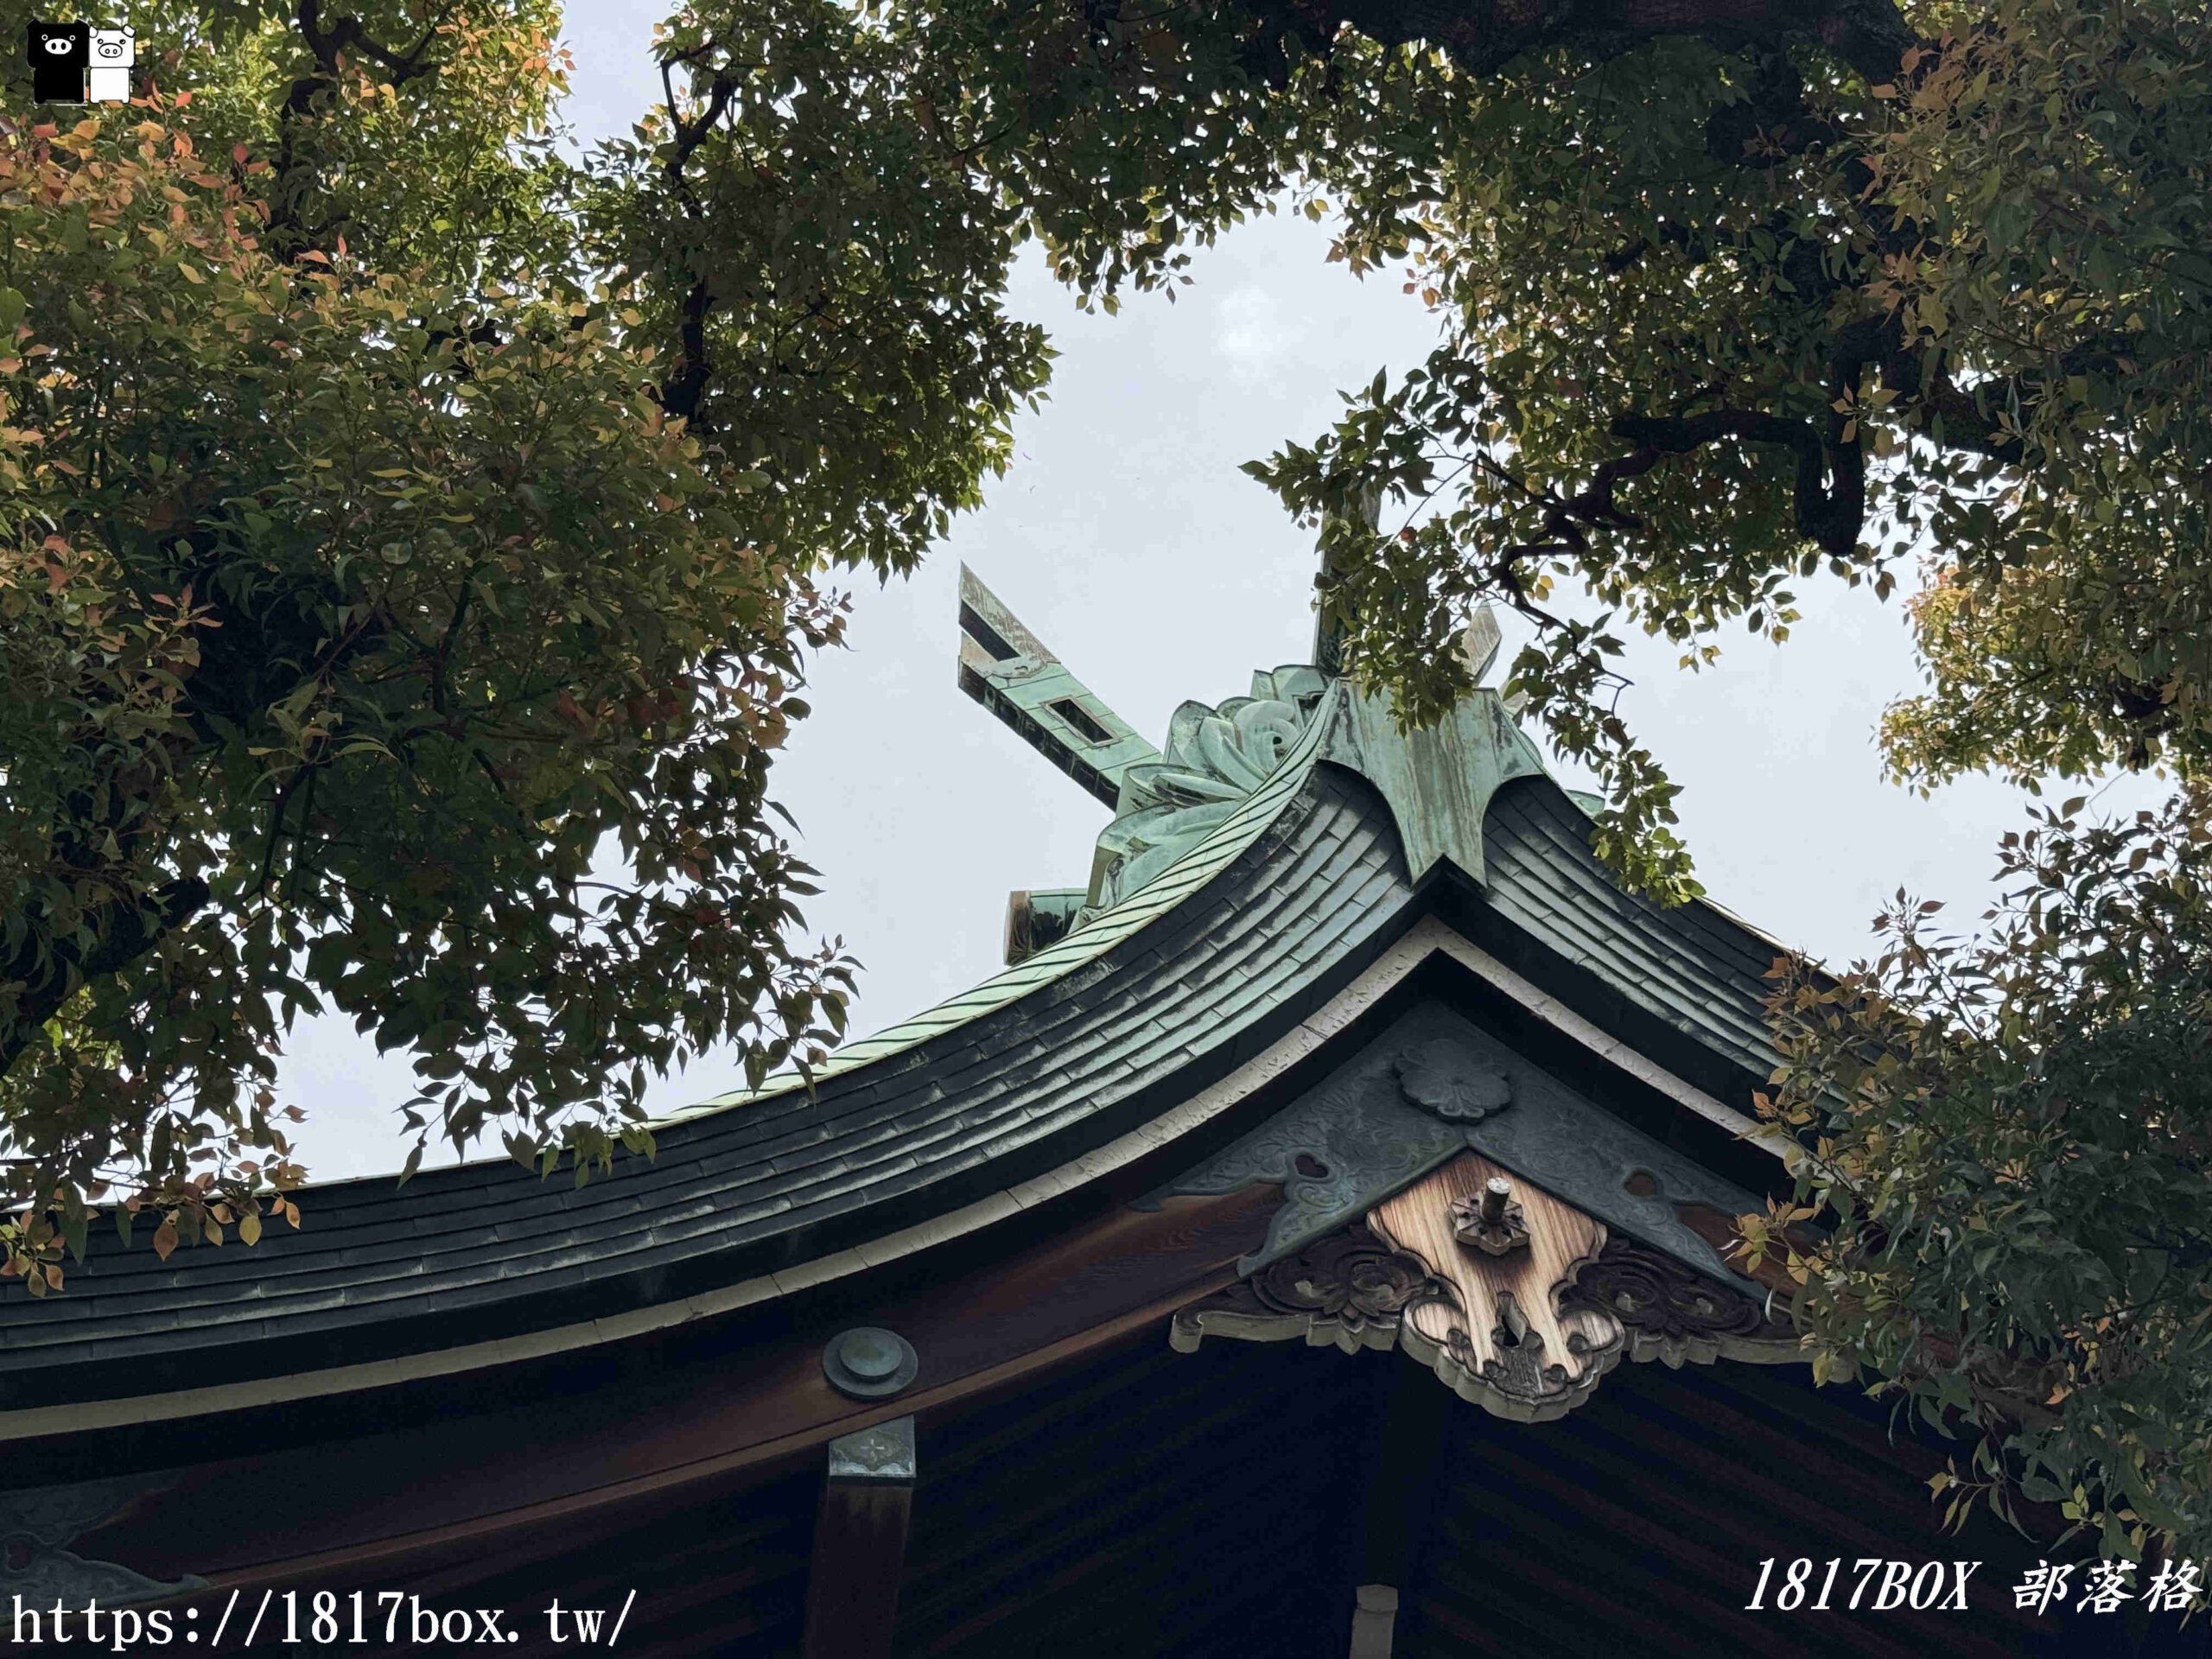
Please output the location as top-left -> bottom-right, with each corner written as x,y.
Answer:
1560,1234 -> 1797,1369
0,1478 -> 206,1610
1171,1151 -> 1797,1421
1170,1224 -> 1451,1357
1370,1152 -> 1620,1421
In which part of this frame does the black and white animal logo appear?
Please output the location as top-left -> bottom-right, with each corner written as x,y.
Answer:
27,20 -> 90,104
87,23 -> 131,103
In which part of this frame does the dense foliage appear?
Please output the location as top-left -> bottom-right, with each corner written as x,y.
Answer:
865,0 -> 2208,889
876,0 -> 2212,1559
1751,792 -> 2212,1560
0,0 -> 1046,1283
5,0 -> 2208,1565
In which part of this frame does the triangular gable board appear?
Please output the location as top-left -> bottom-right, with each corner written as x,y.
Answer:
1149,999 -> 1796,1421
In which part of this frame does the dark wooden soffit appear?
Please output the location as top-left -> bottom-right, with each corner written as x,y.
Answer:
55,1181 -> 1286,1596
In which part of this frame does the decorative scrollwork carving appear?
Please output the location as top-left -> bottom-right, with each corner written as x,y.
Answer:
1560,1236 -> 1796,1368
1469,1292 -> 1555,1403
0,1478 -> 205,1610
1170,1224 -> 1455,1356
1171,1161 -> 1808,1422
1370,1154 -> 1624,1422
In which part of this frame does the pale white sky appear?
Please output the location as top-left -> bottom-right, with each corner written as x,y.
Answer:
282,5 -> 2157,1179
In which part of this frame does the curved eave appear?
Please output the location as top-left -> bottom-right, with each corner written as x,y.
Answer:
656,692 -> 1340,1127
0,723 -> 1402,1413
0,696 -> 1814,1428
1478,775 -> 1796,1092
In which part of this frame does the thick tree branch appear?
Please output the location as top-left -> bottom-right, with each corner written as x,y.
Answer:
654,64 -> 741,426
297,0 -> 448,86
1614,405 -> 1864,554
0,876 -> 209,1074
1605,318 -> 1885,556
270,0 -> 451,252
1249,0 -> 1919,84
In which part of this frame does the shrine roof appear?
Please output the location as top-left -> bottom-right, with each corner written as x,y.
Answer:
0,575 -> 1805,1434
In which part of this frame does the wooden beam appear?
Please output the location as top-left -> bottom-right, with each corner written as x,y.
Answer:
1353,1355 -> 1452,1591
1342,1349 -> 1452,1659
802,1417 -> 916,1659
1349,1586 -> 1399,1659
956,563 -> 1158,809
77,1182 -> 1281,1593
1369,1151 -> 1619,1421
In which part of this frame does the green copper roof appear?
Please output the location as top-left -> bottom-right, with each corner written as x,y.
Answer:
654,677 -> 1557,1132
655,681 -> 1338,1124
662,587 -> 1554,1127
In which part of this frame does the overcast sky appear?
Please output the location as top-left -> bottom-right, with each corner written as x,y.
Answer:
282,6 -> 2159,1180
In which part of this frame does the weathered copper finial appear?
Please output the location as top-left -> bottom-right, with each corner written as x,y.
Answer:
1451,1176 -> 1530,1256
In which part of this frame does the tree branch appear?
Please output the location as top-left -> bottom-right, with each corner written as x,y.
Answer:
1249,0 -> 1920,84
270,0 -> 452,252
653,61 -> 741,426
0,877 -> 210,1074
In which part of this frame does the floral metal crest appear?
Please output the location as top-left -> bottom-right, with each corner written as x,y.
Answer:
1394,1040 -> 1514,1123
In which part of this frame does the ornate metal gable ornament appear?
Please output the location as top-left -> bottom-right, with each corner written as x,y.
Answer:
956,567 -> 1550,957
1154,1010 -> 1802,1422
1173,1149 -> 1796,1423
1394,1039 -> 1512,1124
1087,664 -> 1332,918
